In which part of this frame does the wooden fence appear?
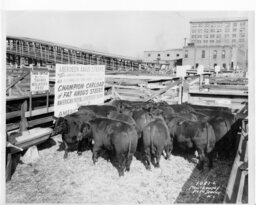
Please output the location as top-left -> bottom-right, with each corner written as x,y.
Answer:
224,117 -> 248,203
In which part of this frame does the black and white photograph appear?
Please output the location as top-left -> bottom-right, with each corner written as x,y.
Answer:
1,1 -> 255,204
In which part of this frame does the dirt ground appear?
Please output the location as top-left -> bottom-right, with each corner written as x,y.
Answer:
6,135 -> 234,203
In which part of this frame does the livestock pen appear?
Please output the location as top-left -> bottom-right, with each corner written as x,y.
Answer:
6,67 -> 248,203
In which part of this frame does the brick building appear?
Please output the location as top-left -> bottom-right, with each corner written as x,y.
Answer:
182,44 -> 246,70
185,17 -> 248,70
143,49 -> 183,67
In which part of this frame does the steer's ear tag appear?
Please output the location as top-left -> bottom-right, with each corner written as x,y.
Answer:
92,140 -> 95,145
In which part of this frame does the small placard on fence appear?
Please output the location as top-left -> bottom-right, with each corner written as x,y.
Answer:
176,65 -> 190,78
30,70 -> 49,94
197,65 -> 204,74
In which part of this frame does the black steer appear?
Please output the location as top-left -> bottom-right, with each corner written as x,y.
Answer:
142,118 -> 173,170
166,117 -> 216,170
79,118 -> 138,176
53,110 -> 96,158
78,105 -> 117,117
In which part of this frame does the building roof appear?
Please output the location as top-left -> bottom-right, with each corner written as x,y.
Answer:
144,48 -> 183,53
190,17 -> 248,24
7,35 -> 140,62
184,45 -> 233,48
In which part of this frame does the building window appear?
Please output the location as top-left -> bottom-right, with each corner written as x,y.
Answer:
223,63 -> 226,68
239,33 -> 245,38
233,22 -> 237,27
210,34 -> 215,38
216,34 -> 221,38
239,38 -> 245,42
184,50 -> 188,58
197,40 -> 201,44
213,50 -> 217,59
210,29 -> 215,32
216,40 -> 221,43
224,34 -> 229,38
204,34 -> 208,38
192,29 -> 197,33
201,50 -> 205,58
148,54 -> 151,57
222,50 -> 225,59
210,40 -> 215,43
232,39 -> 236,43
224,39 -> 230,43
198,29 -> 202,33
158,54 -> 161,57
204,29 -> 209,33
233,28 -> 237,32
240,22 -> 246,26
167,54 -> 170,57
176,54 -> 180,57
240,28 -> 245,32
203,40 -> 208,43
232,34 -> 236,38
217,28 -> 222,32
225,28 -> 230,32
197,34 -> 202,38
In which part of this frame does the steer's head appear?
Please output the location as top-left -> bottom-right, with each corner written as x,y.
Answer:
52,116 -> 69,135
77,121 -> 92,141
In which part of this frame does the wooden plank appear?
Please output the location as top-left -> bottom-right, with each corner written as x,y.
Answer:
7,123 -> 20,132
189,90 -> 248,97
106,74 -> 175,81
117,95 -> 144,101
25,106 -> 54,117
28,116 -> 54,127
115,88 -> 149,96
203,84 -> 248,90
6,93 -> 55,101
107,84 -> 146,90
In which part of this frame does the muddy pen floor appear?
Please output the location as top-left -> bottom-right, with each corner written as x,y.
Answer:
6,135 -> 234,203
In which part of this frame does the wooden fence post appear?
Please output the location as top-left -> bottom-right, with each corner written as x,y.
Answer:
178,78 -> 183,104
19,100 -> 28,133
199,74 -> 204,87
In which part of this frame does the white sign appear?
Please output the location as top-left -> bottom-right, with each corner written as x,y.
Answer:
197,65 -> 204,74
54,64 -> 105,117
176,65 -> 190,78
30,70 -> 49,93
215,65 -> 221,73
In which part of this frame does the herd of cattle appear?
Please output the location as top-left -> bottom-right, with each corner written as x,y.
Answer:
52,100 -> 246,176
